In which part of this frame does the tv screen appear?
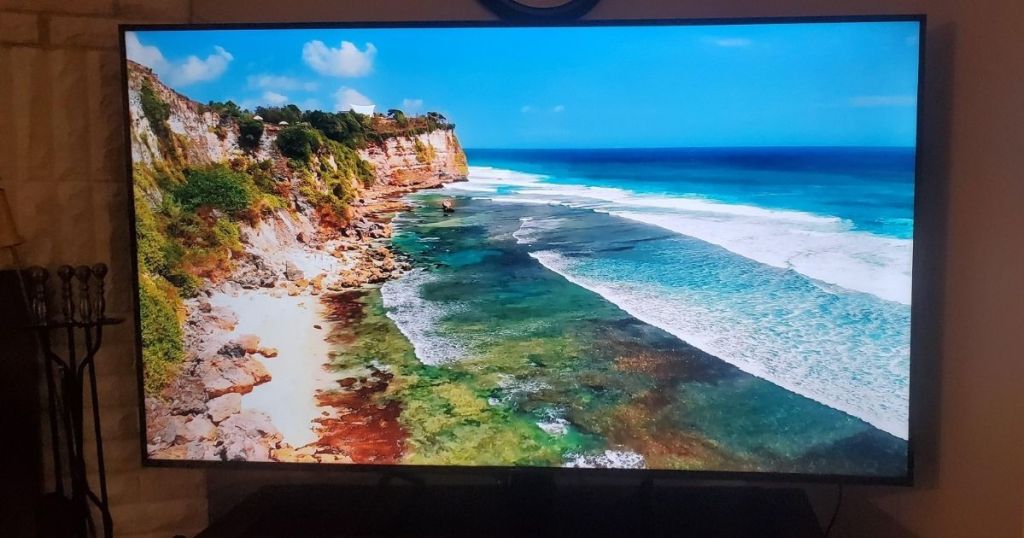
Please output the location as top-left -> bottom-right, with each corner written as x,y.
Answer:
124,16 -> 921,481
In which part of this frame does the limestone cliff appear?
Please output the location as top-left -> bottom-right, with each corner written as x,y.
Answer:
128,59 -> 470,462
126,59 -> 468,197
358,129 -> 469,184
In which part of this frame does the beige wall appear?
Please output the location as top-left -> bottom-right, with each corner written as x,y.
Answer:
2,0 -> 1021,536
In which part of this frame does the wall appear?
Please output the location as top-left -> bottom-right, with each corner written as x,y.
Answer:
1,0 -> 1021,537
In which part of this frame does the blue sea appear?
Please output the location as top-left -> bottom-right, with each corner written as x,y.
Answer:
381,147 -> 913,473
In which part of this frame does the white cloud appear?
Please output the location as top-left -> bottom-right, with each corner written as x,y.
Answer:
248,74 -> 318,92
303,40 -> 377,77
711,38 -> 752,47
173,47 -> 233,86
125,32 -> 233,87
521,105 -> 534,113
402,98 -> 424,112
552,104 -> 565,113
262,91 -> 289,105
334,87 -> 374,111
849,95 -> 917,107
125,32 -> 166,69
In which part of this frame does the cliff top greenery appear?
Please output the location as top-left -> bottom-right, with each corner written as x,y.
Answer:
133,74 -> 460,396
204,100 -> 454,151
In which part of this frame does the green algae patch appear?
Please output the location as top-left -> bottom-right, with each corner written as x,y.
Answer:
323,289 -> 591,467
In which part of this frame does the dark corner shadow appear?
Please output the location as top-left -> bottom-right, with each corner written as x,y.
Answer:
836,491 -> 920,537
815,20 -> 955,538
907,19 -> 955,491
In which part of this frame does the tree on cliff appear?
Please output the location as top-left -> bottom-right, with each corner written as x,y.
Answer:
387,108 -> 409,127
208,100 -> 244,120
255,104 -> 303,125
275,124 -> 324,161
140,82 -> 171,138
238,117 -> 264,151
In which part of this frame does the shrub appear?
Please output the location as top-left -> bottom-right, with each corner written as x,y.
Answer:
207,100 -> 243,119
246,160 -> 277,194
238,117 -> 264,151
329,141 -> 375,187
304,110 -> 350,144
275,124 -> 323,161
134,195 -> 168,274
139,273 -> 184,394
413,138 -> 435,164
255,104 -> 302,125
174,165 -> 254,214
140,82 -> 170,138
387,108 -> 408,126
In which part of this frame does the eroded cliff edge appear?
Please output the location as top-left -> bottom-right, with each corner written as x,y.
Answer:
126,60 -> 469,462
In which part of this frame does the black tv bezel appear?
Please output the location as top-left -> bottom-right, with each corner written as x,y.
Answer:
120,14 -> 926,486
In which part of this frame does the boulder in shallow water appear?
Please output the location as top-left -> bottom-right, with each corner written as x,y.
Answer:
185,440 -> 222,460
185,416 -> 217,441
442,199 -> 455,213
284,260 -> 305,281
244,359 -> 272,385
216,342 -> 245,359
207,393 -> 241,424
162,375 -> 208,415
218,410 -> 281,462
152,415 -> 189,448
208,306 -> 238,331
236,334 -> 261,354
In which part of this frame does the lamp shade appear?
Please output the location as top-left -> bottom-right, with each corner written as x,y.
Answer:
0,188 -> 24,248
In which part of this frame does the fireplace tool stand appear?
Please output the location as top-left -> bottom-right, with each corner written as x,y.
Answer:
28,264 -> 123,538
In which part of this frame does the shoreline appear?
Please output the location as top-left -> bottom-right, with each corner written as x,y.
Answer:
145,170 -> 466,463
455,163 -> 914,305
372,190 -> 908,473
147,163 -> 907,473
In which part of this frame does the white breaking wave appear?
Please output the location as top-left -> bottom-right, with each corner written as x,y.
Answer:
529,250 -> 909,440
381,269 -> 465,365
564,449 -> 646,469
453,166 -> 913,305
513,216 -> 566,245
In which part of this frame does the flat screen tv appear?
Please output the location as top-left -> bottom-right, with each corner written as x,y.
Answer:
123,15 -> 923,483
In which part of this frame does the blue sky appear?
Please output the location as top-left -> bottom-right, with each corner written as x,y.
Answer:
126,22 -> 920,148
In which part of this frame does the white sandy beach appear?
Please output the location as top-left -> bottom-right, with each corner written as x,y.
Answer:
210,290 -> 339,447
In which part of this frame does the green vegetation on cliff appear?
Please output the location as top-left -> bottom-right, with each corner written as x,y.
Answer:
135,162 -> 271,393
132,66 -> 467,397
139,272 -> 185,394
237,117 -> 264,151
413,139 -> 436,165
175,166 -> 255,214
275,124 -> 323,161
140,81 -> 170,139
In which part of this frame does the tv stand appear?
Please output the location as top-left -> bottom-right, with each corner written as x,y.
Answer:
198,477 -> 824,537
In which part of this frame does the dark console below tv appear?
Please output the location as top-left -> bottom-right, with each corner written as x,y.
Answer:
197,481 -> 824,537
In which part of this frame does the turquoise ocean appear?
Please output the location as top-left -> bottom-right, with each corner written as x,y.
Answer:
381,147 -> 913,474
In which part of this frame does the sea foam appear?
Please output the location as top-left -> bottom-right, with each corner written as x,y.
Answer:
528,249 -> 909,440
452,166 -> 913,305
381,269 -> 465,365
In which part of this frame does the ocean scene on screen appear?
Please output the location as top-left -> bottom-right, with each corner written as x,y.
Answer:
129,21 -> 918,476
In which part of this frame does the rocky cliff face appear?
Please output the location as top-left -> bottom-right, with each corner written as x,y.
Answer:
126,60 -> 467,192
359,129 -> 468,184
127,58 -> 469,290
129,60 -> 469,462
127,61 -> 265,167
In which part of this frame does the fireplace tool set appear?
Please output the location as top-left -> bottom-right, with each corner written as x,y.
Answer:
28,264 -> 122,538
